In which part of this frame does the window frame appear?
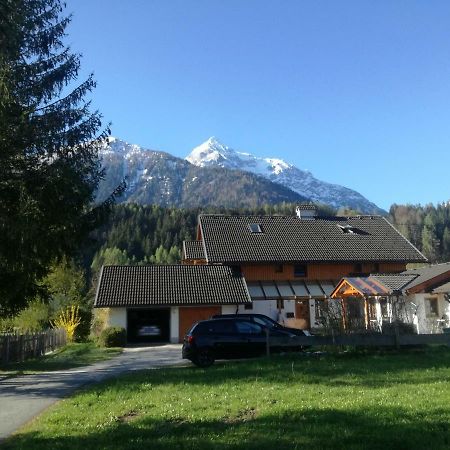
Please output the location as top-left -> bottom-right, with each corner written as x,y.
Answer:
294,264 -> 307,278
248,223 -> 263,233
425,297 -> 439,317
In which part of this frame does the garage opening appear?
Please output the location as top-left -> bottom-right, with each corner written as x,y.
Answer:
127,308 -> 170,343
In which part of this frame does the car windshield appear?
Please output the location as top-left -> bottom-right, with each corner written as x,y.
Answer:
253,317 -> 279,328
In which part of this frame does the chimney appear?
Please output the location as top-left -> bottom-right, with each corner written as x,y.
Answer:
295,204 -> 317,220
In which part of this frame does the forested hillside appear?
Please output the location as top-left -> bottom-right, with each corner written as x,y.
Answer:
84,202 -> 450,277
389,202 -> 450,263
84,203 -> 335,273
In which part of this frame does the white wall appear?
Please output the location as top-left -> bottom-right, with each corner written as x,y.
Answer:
237,300 -> 280,321
281,300 -> 295,323
409,293 -> 450,334
107,308 -> 127,329
170,307 -> 179,343
222,305 -> 238,314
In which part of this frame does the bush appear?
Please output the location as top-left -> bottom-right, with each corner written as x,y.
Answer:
98,327 -> 127,347
14,300 -> 50,333
90,308 -> 109,340
0,316 -> 15,333
382,321 -> 417,335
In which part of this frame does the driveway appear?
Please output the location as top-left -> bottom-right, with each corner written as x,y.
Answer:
0,344 -> 184,442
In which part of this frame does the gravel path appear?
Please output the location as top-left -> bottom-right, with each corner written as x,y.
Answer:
0,344 -> 185,442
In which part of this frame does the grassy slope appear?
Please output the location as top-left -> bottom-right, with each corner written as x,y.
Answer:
4,347 -> 450,450
0,342 -> 122,376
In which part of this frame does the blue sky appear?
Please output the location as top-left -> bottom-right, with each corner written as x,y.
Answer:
65,0 -> 450,210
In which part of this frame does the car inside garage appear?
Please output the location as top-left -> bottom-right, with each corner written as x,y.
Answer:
127,308 -> 170,343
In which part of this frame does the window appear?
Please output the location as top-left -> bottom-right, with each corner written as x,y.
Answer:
248,223 -> 262,233
379,297 -> 390,319
276,299 -> 284,310
315,299 -> 324,319
294,264 -> 307,277
425,297 -> 439,317
368,299 -> 377,320
254,317 -> 276,328
338,224 -> 355,234
275,264 -> 283,273
244,303 -> 253,310
337,224 -> 365,235
207,320 -> 236,334
235,321 -> 263,335
346,298 -> 362,318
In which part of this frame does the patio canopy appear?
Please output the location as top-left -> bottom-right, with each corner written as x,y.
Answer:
330,274 -> 417,299
247,280 -> 338,300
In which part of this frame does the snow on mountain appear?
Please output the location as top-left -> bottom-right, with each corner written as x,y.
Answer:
96,137 -> 308,208
186,137 -> 384,214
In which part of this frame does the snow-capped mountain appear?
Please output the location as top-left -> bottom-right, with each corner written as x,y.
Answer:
186,137 -> 384,214
96,137 -> 308,208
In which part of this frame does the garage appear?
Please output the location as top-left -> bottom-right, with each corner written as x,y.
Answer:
179,306 -> 221,342
127,308 -> 170,343
94,265 -> 251,343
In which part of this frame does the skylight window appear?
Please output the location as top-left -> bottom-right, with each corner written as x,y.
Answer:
338,224 -> 355,234
248,223 -> 263,233
337,224 -> 366,235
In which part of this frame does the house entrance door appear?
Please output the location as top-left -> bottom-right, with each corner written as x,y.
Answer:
295,300 -> 310,330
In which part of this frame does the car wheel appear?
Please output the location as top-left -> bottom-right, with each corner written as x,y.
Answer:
194,349 -> 215,367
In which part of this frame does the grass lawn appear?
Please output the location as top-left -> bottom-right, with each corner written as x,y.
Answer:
4,347 -> 450,450
0,342 -> 122,376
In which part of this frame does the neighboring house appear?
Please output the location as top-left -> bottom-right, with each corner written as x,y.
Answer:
182,206 -> 426,332
94,265 -> 250,343
329,262 -> 450,334
403,263 -> 450,333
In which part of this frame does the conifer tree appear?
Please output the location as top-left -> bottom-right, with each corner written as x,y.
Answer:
0,0 -> 122,314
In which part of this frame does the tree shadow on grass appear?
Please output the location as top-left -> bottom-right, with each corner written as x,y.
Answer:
4,406 -> 450,450
2,347 -> 449,401
91,346 -> 450,394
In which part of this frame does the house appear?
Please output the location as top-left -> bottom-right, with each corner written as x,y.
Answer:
403,263 -> 450,333
329,262 -> 450,333
94,206 -> 428,342
182,206 -> 426,331
94,264 -> 250,343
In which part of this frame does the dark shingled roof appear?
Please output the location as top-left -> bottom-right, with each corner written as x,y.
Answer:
183,240 -> 206,260
371,274 -> 419,291
94,265 -> 251,308
199,215 -> 427,264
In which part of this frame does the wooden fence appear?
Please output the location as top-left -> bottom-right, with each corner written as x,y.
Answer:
0,329 -> 67,366
266,332 -> 450,355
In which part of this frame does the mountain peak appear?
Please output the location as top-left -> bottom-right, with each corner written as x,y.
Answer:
205,136 -> 221,145
186,137 -> 238,167
186,138 -> 384,214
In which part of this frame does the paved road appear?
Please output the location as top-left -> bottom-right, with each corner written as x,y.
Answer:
0,344 -> 185,442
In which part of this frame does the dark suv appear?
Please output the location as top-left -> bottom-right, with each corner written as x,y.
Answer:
211,313 -> 311,337
182,317 -> 297,367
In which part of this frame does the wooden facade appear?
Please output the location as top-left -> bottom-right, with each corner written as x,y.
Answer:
180,214 -> 424,332
241,262 -> 406,282
178,306 -> 221,341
